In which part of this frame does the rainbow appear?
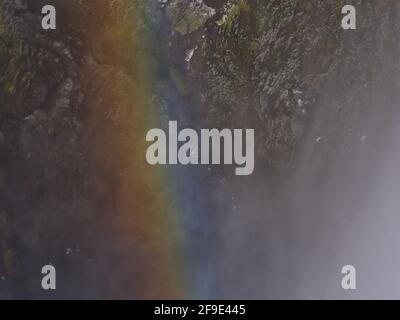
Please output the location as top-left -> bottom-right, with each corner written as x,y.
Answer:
79,1 -> 194,299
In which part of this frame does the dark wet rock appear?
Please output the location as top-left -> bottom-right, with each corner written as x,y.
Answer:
164,0 -> 400,165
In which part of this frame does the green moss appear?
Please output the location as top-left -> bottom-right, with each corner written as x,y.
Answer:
249,39 -> 260,52
3,67 -> 20,94
223,0 -> 250,35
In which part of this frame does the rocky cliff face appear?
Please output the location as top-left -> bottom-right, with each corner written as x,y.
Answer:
0,0 -> 185,299
0,0 -> 87,298
1,0 -> 400,298
168,0 -> 400,163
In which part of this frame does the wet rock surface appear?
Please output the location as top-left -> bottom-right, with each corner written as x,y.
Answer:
0,0 -> 180,299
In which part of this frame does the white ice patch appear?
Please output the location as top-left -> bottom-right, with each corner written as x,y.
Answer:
185,47 -> 197,64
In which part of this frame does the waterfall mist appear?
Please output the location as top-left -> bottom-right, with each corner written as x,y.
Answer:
210,4 -> 400,298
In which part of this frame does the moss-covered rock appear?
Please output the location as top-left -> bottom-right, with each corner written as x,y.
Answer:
167,0 -> 216,35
